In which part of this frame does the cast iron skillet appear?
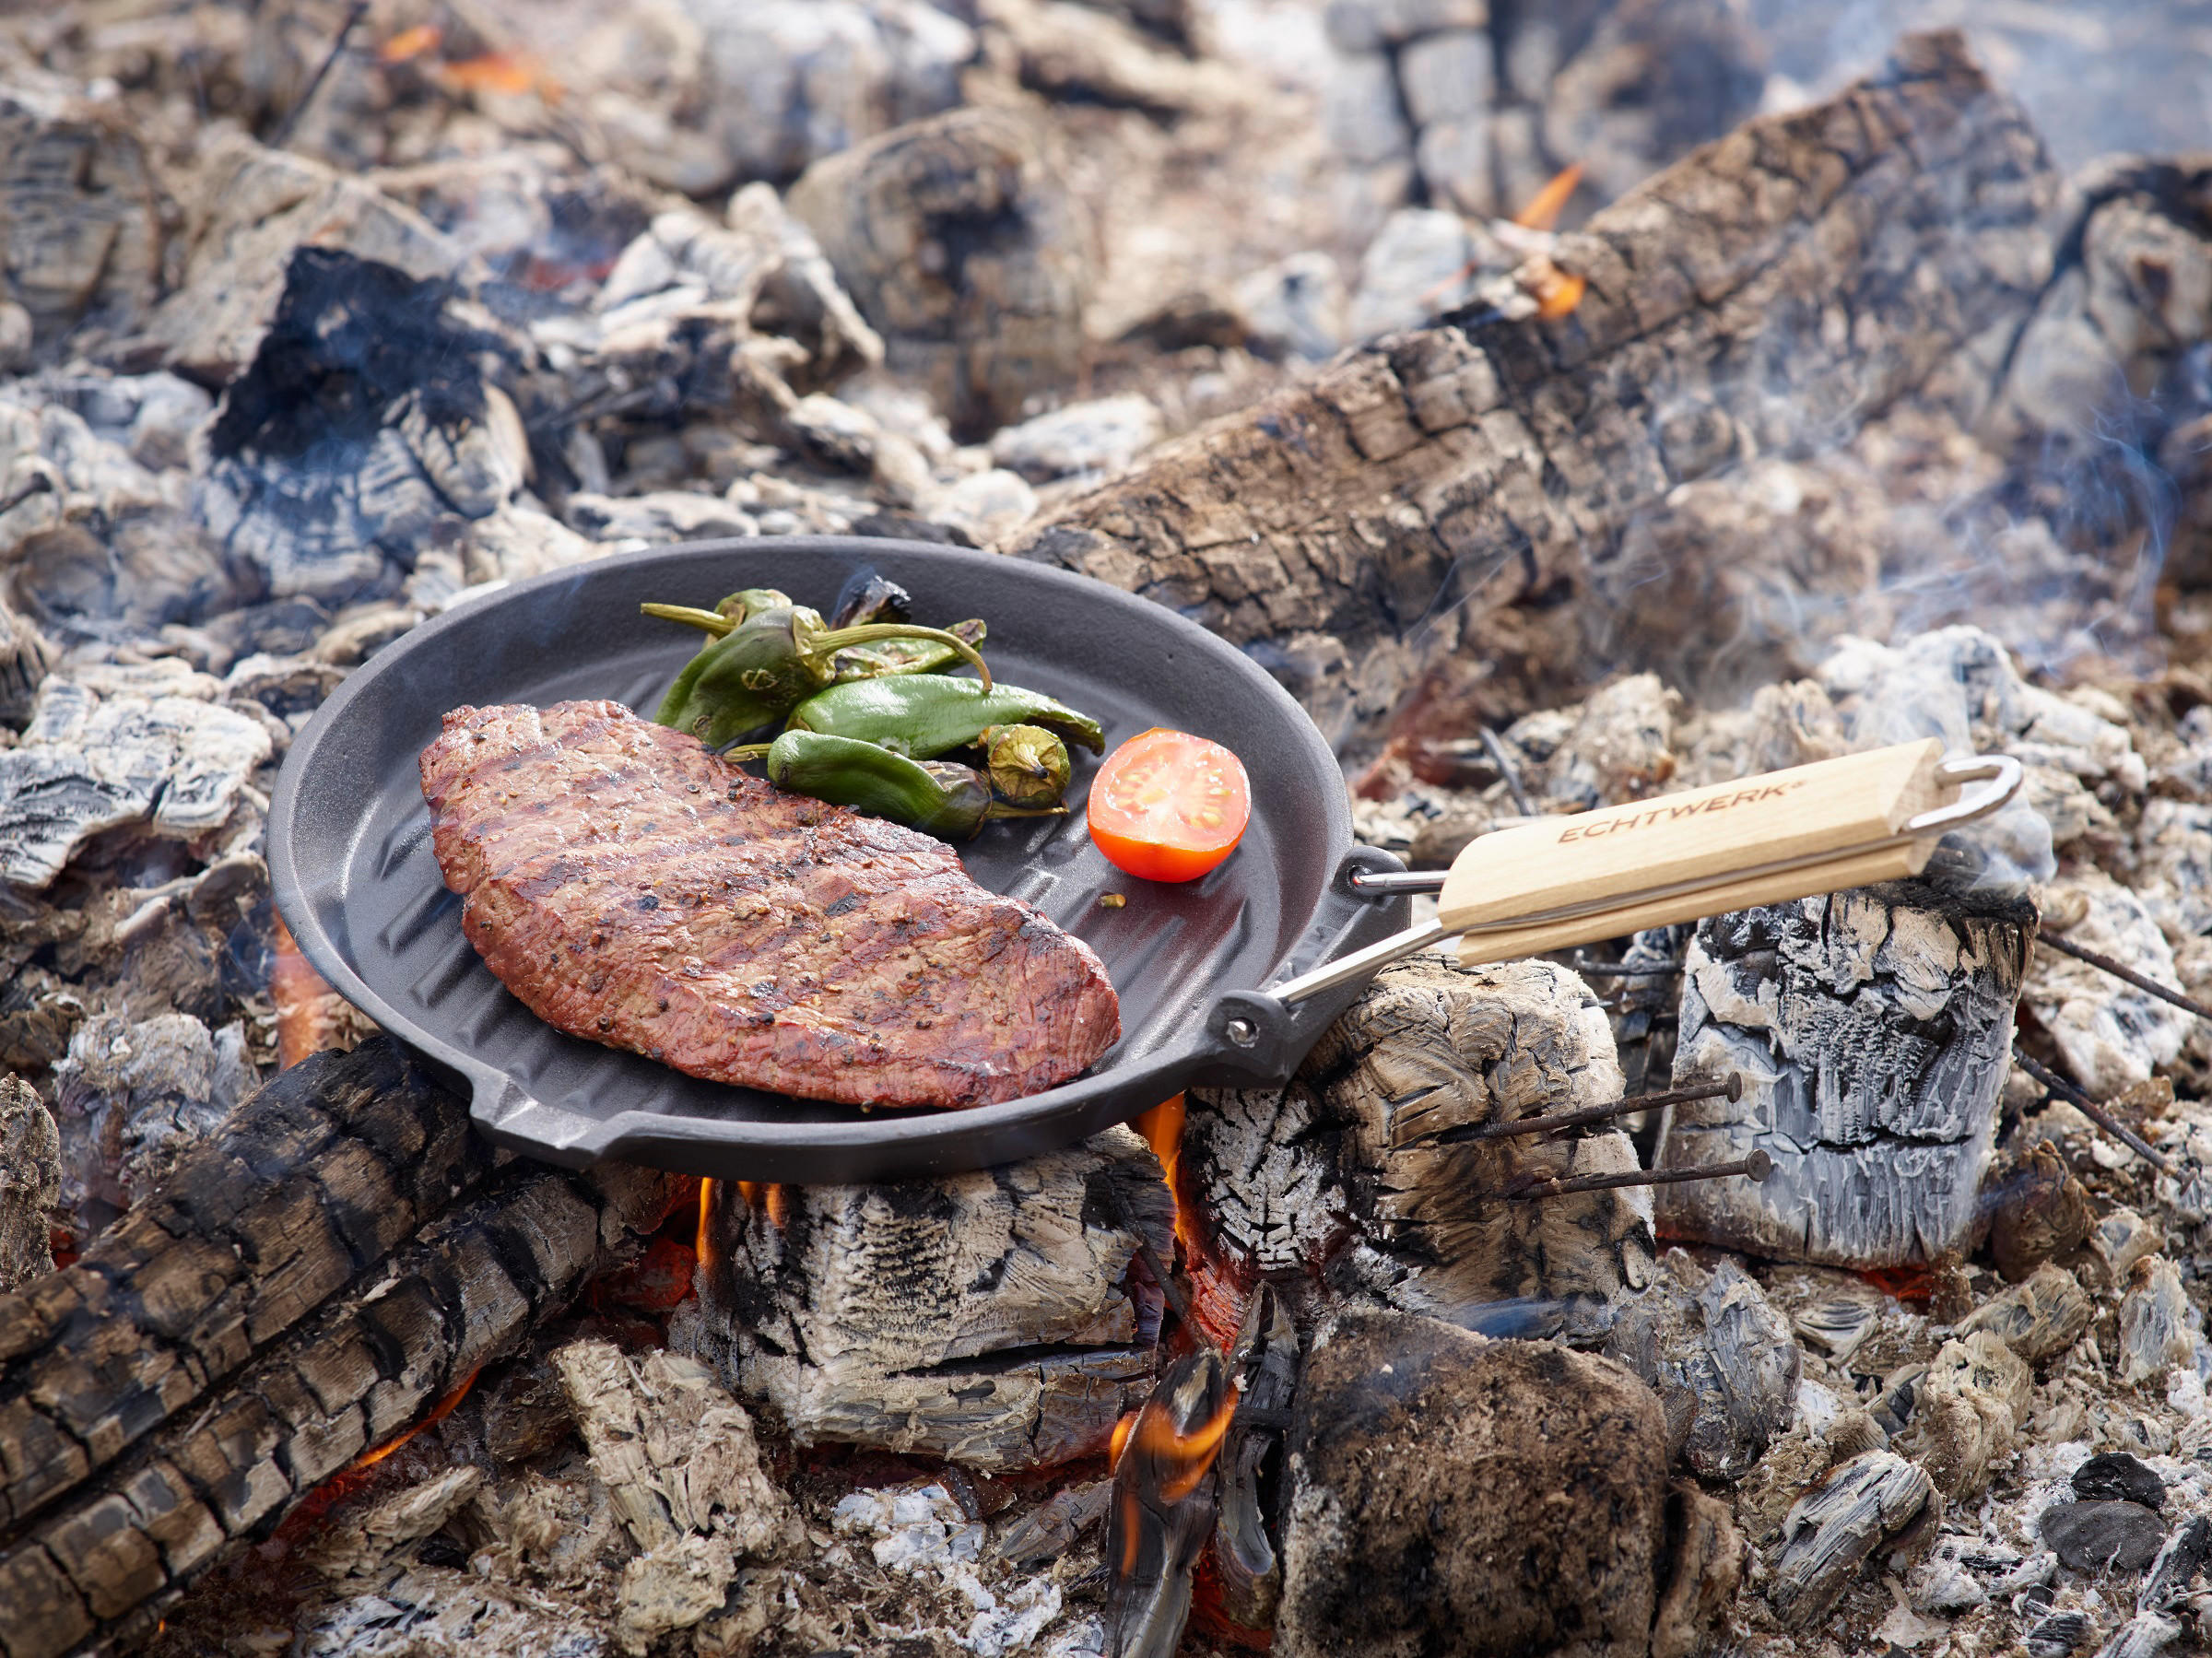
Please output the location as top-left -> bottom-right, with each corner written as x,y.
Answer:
267,537 -> 1406,1183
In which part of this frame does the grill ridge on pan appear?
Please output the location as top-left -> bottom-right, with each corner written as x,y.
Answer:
268,536 -> 1403,1182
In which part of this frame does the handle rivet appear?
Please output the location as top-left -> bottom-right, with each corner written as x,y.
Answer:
1225,1017 -> 1258,1046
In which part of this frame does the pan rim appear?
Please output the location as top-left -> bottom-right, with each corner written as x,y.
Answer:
267,535 -> 1366,1175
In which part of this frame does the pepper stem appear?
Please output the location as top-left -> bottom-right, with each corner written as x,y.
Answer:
716,742 -> 773,760
982,804 -> 1070,821
641,603 -> 735,636
816,623 -> 993,691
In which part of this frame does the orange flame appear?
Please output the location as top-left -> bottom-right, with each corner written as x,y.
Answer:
733,1181 -> 789,1230
352,1364 -> 483,1471
270,912 -> 342,1070
1111,1407 -> 1140,1466
437,53 -> 552,98
378,23 -> 442,65
1513,162 -> 1584,232
1143,1389 -> 1239,1504
697,1178 -> 715,1263
1531,265 -> 1587,321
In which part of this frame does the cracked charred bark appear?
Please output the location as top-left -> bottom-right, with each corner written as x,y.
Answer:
1006,31 -> 2061,749
0,1040 -> 683,1658
677,1127 -> 1171,1472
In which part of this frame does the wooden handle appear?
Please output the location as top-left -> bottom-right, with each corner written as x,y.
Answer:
1441,738 -> 1949,965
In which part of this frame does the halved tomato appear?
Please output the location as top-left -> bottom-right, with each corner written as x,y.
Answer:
1088,728 -> 1251,883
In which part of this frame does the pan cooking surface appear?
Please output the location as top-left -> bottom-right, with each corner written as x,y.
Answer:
269,537 -> 1396,1182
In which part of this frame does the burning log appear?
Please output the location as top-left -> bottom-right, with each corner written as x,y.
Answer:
0,1037 -> 682,1658
1102,1346 -> 1234,1658
677,1125 -> 1173,1471
1655,876 -> 2034,1269
1008,31 -> 2062,747
1185,956 -> 1655,1341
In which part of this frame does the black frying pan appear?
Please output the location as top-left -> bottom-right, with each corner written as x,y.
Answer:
267,537 -> 1407,1183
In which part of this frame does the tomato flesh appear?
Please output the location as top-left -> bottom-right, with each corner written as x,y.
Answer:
1088,728 -> 1251,883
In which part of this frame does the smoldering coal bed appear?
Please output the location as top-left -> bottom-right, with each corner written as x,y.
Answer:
10,8 -> 2212,1658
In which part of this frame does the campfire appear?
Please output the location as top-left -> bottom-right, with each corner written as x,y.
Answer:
7,4 -> 2212,1658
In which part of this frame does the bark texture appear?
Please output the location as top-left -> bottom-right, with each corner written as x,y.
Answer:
1186,957 -> 1653,1340
0,1154 -> 677,1658
0,1040 -> 488,1538
1007,31 -> 2060,748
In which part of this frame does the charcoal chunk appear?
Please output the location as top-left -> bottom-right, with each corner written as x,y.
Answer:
2072,1452 -> 2166,1511
2038,1500 -> 2167,1574
2025,1611 -> 2090,1657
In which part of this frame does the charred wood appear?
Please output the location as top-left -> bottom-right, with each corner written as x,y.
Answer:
0,1146 -> 679,1658
678,1126 -> 1171,1472
1009,32 -> 2062,747
788,106 -> 1094,441
1657,878 -> 2034,1269
1186,957 -> 1653,1340
0,1038 -> 491,1545
0,1076 -> 56,1294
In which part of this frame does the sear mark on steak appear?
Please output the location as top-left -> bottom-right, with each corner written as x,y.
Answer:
418,700 -> 1121,1109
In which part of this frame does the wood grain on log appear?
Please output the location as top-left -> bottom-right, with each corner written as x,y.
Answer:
1007,31 -> 2059,747
0,1151 -> 678,1658
0,1040 -> 490,1542
0,94 -> 164,354
679,1127 -> 1171,1471
1656,878 -> 2033,1269
1187,957 -> 1653,1338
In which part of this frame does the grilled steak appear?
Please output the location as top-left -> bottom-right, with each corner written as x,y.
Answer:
419,700 -> 1120,1108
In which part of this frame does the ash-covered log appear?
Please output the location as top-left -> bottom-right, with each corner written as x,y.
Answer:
677,1125 -> 1171,1471
1185,957 -> 1654,1341
1655,877 -> 2034,1268
1007,31 -> 2061,747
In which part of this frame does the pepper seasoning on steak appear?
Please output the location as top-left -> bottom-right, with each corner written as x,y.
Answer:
418,700 -> 1120,1109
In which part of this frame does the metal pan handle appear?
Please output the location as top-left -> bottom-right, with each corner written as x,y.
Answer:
1194,846 -> 1409,1086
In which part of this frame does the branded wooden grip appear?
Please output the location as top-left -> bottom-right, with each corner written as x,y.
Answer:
1440,738 -> 1949,968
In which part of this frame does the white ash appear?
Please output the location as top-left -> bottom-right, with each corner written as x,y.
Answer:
53,1008 -> 253,1217
0,667 -> 272,888
989,395 -> 1164,483
1660,880 -> 2030,1269
2029,869 -> 2193,1097
1601,1248 -> 1800,1482
678,1127 -> 1171,1472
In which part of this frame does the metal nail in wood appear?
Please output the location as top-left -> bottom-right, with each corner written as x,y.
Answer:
2012,1047 -> 2172,1171
1504,1148 -> 1773,1200
1436,1075 -> 1742,1146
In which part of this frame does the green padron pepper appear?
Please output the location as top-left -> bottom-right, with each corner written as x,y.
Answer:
827,617 -> 987,683
762,731 -> 1064,841
647,600 -> 992,748
785,675 -> 1105,759
979,724 -> 1071,807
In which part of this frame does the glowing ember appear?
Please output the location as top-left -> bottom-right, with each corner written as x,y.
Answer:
351,1363 -> 482,1471
269,911 -> 341,1070
1514,161 -> 1585,231
377,23 -> 442,65
438,53 -> 553,98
